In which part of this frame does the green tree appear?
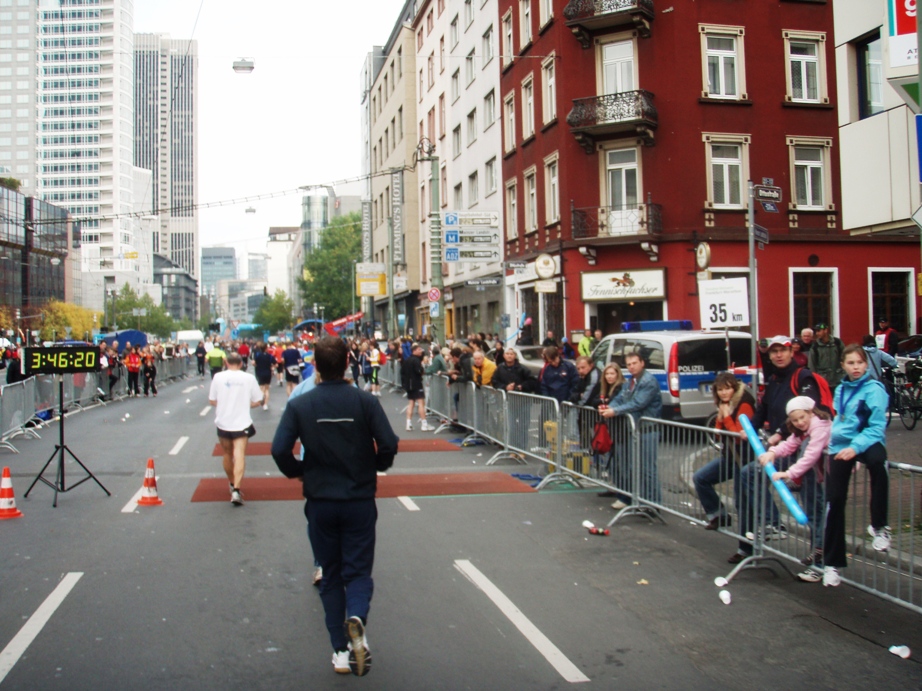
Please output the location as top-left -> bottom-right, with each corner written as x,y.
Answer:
0,177 -> 21,192
111,284 -> 174,338
253,290 -> 295,334
299,212 -> 361,321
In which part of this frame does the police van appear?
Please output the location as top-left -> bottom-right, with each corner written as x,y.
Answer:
590,320 -> 756,421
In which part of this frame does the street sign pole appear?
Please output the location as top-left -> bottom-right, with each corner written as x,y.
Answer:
748,180 -> 758,372
417,140 -> 445,343
388,214 -> 396,339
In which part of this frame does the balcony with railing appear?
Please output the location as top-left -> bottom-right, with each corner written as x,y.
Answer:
563,0 -> 654,47
566,90 -> 657,153
571,198 -> 662,242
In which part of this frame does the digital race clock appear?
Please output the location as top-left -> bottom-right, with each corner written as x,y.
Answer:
23,346 -> 100,375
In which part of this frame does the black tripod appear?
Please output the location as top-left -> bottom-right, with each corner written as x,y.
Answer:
24,375 -> 110,507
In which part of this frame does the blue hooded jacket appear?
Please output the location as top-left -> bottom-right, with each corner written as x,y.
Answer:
828,370 -> 887,455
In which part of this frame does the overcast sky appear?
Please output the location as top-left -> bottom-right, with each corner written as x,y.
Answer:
134,0 -> 407,272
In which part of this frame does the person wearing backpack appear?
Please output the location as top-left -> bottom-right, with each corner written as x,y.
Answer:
807,322 -> 845,389
728,335 -> 824,564
693,372 -> 755,531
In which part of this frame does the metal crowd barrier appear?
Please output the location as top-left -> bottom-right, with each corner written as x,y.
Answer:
414,380 -> 922,615
0,355 -> 191,453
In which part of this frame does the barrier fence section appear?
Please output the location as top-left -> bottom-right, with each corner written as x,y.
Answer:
0,354 -> 191,454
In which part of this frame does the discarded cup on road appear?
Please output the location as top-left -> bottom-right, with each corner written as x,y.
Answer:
714,577 -> 728,587
581,520 -> 595,529
719,590 -> 731,605
889,645 -> 910,659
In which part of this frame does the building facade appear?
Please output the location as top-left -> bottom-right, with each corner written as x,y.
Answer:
367,0 -> 422,337
152,253 -> 197,322
134,33 -> 199,280
494,0 -> 919,343
201,246 -> 236,297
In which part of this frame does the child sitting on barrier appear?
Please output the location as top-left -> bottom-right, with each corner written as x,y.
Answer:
757,396 -> 831,583
693,372 -> 754,530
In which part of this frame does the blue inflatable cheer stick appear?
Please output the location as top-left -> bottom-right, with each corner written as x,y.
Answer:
738,414 -> 808,526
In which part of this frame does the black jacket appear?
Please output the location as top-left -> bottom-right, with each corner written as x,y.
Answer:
569,368 -> 600,405
491,361 -> 536,392
401,355 -> 424,392
754,362 -> 821,437
271,380 -> 399,501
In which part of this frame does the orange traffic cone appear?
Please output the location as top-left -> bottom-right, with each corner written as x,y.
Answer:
137,458 -> 163,506
0,466 -> 23,519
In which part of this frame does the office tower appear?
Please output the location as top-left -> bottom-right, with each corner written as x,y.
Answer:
134,33 -> 199,280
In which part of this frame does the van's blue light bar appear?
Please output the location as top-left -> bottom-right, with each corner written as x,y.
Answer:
621,320 -> 693,333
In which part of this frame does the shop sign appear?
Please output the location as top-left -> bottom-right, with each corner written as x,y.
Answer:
581,269 -> 666,302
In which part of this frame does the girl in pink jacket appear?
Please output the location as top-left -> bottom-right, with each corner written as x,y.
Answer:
758,396 -> 832,583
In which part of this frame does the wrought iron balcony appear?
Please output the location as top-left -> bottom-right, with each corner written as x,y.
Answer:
571,199 -> 662,241
566,90 -> 657,153
563,0 -> 654,47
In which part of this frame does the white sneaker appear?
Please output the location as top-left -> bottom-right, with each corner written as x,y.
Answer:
796,568 -> 823,583
332,650 -> 350,674
611,499 -> 628,510
420,420 -> 431,431
406,420 -> 413,431
823,566 -> 841,587
345,616 -> 371,676
869,525 -> 892,552
262,403 -> 268,411
231,490 -> 243,506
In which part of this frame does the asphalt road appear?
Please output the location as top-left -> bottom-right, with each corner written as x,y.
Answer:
0,372 -> 921,690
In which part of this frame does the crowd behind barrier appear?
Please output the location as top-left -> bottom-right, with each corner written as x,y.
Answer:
0,355 -> 193,453
373,363 -> 922,615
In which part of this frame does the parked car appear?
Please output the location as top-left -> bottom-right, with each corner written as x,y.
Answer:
485,344 -> 546,377
590,321 -> 756,421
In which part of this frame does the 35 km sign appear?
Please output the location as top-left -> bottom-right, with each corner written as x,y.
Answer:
698,277 -> 750,328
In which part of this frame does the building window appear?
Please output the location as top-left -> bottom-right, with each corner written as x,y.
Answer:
398,106 -> 403,140
788,136 -> 833,210
503,92 -> 516,152
451,69 -> 460,102
482,25 -> 494,66
428,107 -> 436,141
467,107 -> 478,144
453,125 -> 462,158
505,179 -> 518,239
520,0 -> 532,47
441,166 -> 448,207
857,32 -> 884,119
427,9 -> 434,34
792,270 -> 834,334
440,37 -> 445,73
784,31 -> 827,104
703,133 -> 750,209
700,25 -> 746,100
871,270 -> 911,335
521,75 -> 535,139
466,49 -> 476,85
417,29 -> 424,51
541,54 -> 556,123
484,89 -> 495,128
419,69 -> 424,100
450,15 -> 459,48
539,0 -> 553,27
464,0 -> 474,27
544,153 -> 559,223
469,171 -> 479,206
438,93 -> 446,138
523,168 -> 537,232
420,182 -> 427,219
428,53 -> 435,88
502,11 -> 513,67
454,182 -> 463,209
485,157 -> 497,195
438,0 -> 445,15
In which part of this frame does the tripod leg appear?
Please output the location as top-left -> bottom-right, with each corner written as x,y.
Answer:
64,446 -> 111,497
23,445 -> 62,498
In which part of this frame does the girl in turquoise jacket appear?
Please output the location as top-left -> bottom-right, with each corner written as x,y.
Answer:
822,344 -> 890,588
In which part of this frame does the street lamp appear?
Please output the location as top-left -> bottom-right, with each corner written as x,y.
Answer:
232,58 -> 255,74
319,305 -> 325,334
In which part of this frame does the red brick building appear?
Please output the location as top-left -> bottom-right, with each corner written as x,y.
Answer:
499,0 -> 920,343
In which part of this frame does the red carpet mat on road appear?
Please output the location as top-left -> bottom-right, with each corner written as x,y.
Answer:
190,472 -> 535,502
211,438 -> 458,457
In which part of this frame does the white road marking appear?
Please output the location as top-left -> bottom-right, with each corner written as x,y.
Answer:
199,406 -> 211,417
182,386 -> 197,394
397,496 -> 420,511
169,436 -> 189,456
453,559 -> 590,684
0,572 -> 83,684
121,485 -> 145,513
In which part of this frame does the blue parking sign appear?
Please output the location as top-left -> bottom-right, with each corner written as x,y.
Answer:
445,230 -> 459,244
445,247 -> 459,262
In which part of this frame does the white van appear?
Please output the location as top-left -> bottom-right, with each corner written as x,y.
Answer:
590,321 -> 757,421
175,329 -> 205,351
